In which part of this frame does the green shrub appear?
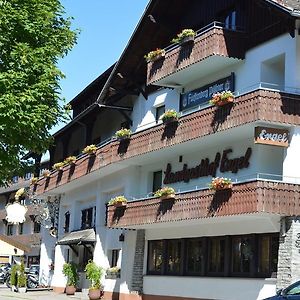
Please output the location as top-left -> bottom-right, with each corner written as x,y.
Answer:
84,260 -> 103,290
10,265 -> 19,286
62,263 -> 78,286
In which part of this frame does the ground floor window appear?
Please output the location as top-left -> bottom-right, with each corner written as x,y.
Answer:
27,256 -> 40,267
147,233 -> 278,278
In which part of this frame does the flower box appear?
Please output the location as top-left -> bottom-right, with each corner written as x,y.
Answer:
210,91 -> 234,107
209,177 -> 233,191
145,48 -> 166,63
161,109 -> 179,124
154,187 -> 176,200
108,196 -> 128,208
115,128 -> 132,141
171,29 -> 195,45
82,144 -> 97,155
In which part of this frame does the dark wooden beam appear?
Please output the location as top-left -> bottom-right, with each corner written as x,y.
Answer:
69,245 -> 78,256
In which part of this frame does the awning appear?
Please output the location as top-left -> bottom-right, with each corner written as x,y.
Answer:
57,229 -> 96,245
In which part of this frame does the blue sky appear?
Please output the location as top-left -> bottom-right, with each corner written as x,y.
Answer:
58,0 -> 149,103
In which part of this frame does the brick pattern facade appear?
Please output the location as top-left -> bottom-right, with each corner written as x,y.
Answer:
107,181 -> 300,228
34,90 -> 300,195
131,230 -> 145,294
147,26 -> 245,85
277,216 -> 300,289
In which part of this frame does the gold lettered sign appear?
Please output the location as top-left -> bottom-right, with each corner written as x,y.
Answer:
254,127 -> 289,147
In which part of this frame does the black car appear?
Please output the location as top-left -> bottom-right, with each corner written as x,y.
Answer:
264,281 -> 300,299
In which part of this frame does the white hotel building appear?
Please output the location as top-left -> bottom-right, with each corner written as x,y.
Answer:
34,0 -> 300,299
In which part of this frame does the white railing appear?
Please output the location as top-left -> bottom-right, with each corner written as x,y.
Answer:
127,173 -> 300,203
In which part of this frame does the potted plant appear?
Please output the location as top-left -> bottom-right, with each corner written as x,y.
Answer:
209,177 -> 233,191
84,260 -> 104,300
209,90 -> 234,107
108,196 -> 127,208
53,161 -> 66,171
10,264 -> 18,292
64,156 -> 77,165
30,177 -> 39,185
144,48 -> 165,63
115,128 -> 132,141
154,187 -> 176,200
62,262 -> 78,295
82,144 -> 97,155
17,261 -> 27,293
106,267 -> 120,279
171,29 -> 195,44
15,188 -> 26,201
160,109 -> 179,124
42,169 -> 51,178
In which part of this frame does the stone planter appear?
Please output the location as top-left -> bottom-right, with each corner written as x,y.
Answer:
88,288 -> 102,300
18,287 -> 27,293
66,285 -> 76,295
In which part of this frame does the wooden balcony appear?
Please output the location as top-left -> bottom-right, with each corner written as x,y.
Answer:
147,25 -> 246,86
107,180 -> 300,228
34,89 -> 300,195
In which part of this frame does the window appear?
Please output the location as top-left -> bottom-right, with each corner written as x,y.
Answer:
155,105 -> 165,123
152,171 -> 162,193
110,249 -> 120,267
18,223 -> 23,235
185,238 -> 204,275
166,239 -> 182,274
231,236 -> 253,274
27,256 -> 40,267
33,222 -> 41,233
81,207 -> 94,229
148,240 -> 163,274
12,176 -> 19,184
6,224 -> 13,236
64,211 -> 70,233
225,10 -> 236,30
147,234 -> 278,278
258,235 -> 279,276
208,237 -> 226,274
24,172 -> 32,180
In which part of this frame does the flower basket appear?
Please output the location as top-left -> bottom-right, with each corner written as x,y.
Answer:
64,156 -> 77,165
171,29 -> 195,45
53,161 -> 65,171
82,145 -> 97,155
154,187 -> 176,200
42,169 -> 51,178
30,177 -> 38,185
209,177 -> 232,191
210,91 -> 234,107
144,48 -> 165,63
161,109 -> 179,124
115,128 -> 132,141
108,195 -> 128,208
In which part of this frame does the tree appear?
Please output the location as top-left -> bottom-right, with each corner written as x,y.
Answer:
0,0 -> 77,184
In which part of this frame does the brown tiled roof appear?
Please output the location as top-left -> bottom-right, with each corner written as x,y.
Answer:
0,234 -> 31,252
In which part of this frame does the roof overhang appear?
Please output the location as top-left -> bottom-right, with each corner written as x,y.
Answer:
57,228 -> 96,246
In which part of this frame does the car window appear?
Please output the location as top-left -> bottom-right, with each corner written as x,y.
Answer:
286,282 -> 300,295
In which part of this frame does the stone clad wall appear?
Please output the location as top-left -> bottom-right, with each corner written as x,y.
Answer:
277,217 -> 300,289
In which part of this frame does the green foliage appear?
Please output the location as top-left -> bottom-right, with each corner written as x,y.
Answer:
10,265 -> 19,286
171,29 -> 195,44
17,262 -> 26,288
0,0 -> 78,184
154,186 -> 175,198
62,262 -> 78,286
84,260 -> 103,290
108,195 -> 127,206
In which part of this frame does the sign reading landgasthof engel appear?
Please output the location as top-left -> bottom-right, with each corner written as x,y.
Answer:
254,127 -> 289,147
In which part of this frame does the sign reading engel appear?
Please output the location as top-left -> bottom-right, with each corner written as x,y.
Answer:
180,73 -> 235,111
163,147 -> 252,184
254,127 -> 289,147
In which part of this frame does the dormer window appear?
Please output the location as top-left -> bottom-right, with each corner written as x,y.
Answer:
225,10 -> 236,30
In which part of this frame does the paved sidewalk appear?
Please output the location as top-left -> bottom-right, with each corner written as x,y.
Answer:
0,286 -> 90,300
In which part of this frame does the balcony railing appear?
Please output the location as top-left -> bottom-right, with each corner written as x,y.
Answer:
147,22 -> 246,85
107,180 -> 300,229
34,88 -> 300,195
